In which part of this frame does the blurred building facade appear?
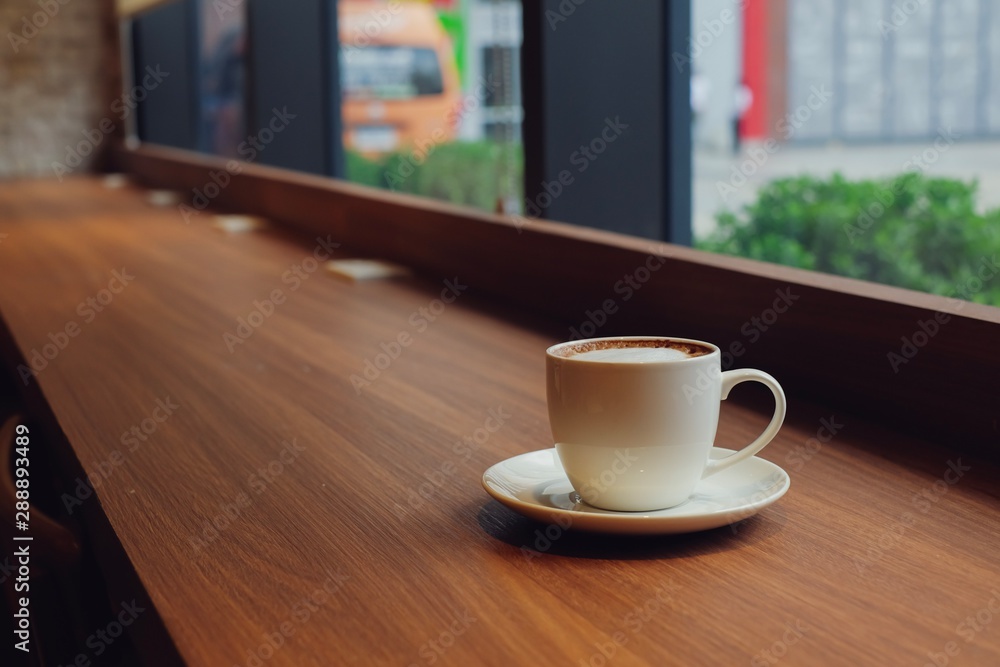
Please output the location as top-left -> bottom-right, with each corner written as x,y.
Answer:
693,0 -> 1000,152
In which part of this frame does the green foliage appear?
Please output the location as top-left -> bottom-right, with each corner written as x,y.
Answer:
345,141 -> 524,213
697,172 -> 1000,306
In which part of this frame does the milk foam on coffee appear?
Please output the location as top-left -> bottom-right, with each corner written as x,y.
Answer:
574,346 -> 691,363
564,340 -> 712,363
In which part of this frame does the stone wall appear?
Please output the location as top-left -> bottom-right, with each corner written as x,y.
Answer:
0,0 -> 118,178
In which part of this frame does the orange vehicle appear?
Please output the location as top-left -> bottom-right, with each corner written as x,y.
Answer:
339,1 -> 461,156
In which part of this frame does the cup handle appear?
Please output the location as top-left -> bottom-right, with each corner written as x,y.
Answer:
702,369 -> 786,478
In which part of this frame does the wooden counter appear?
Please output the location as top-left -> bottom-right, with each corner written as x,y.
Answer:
1,178 -> 999,666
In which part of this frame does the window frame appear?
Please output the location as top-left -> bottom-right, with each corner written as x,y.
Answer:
128,0 -> 692,241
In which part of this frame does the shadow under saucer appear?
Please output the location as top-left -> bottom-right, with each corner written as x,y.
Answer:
474,498 -> 789,561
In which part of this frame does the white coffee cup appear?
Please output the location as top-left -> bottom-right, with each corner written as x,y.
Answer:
546,336 -> 786,511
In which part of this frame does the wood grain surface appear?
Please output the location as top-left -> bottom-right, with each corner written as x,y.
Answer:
116,144 -> 1000,457
1,178 -> 999,666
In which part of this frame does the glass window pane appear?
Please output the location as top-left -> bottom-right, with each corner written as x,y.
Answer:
693,0 -> 1000,307
339,0 -> 524,213
197,0 -> 247,158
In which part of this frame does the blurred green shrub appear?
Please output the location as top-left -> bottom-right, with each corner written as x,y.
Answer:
346,141 -> 523,213
697,172 -> 1000,306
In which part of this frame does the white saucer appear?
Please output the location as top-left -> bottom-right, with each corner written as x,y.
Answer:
482,448 -> 790,535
